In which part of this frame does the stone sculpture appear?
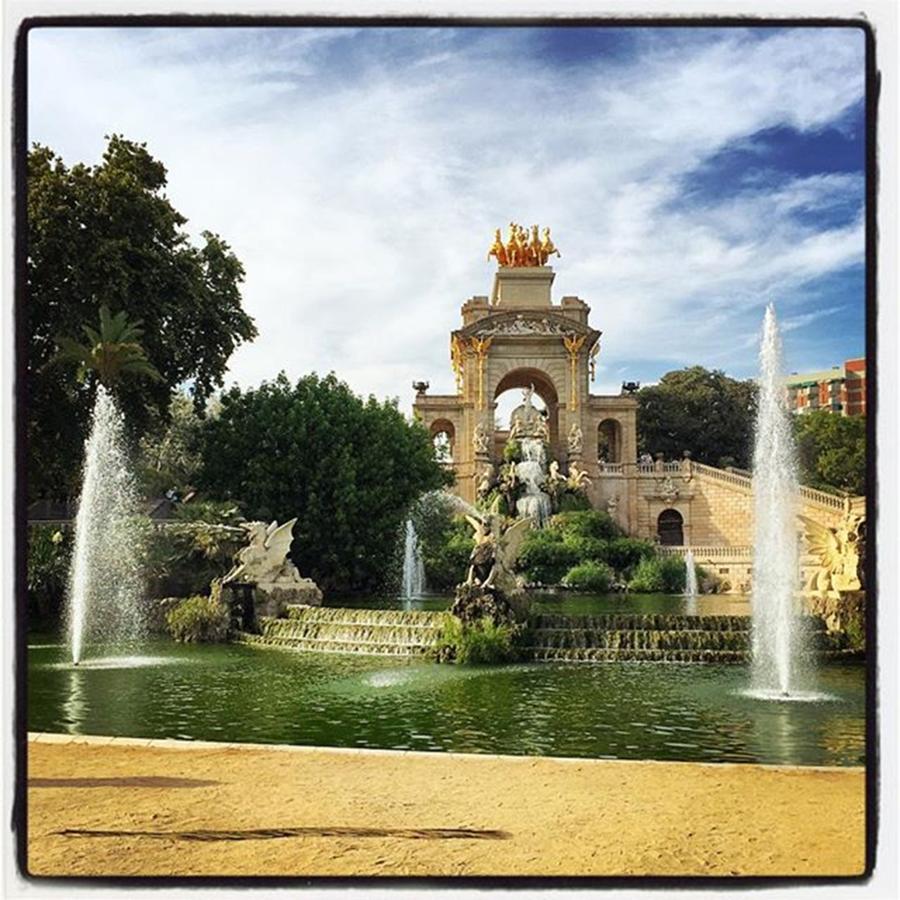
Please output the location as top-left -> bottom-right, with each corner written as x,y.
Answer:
800,513 -> 864,597
567,461 -> 592,492
509,384 -> 547,440
221,518 -> 322,620
473,422 -> 492,455
475,463 -> 496,500
567,422 -> 583,456
451,497 -> 534,626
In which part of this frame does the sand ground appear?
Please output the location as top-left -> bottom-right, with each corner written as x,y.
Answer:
26,733 -> 866,878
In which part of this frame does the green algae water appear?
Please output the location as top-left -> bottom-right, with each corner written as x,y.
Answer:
28,635 -> 864,767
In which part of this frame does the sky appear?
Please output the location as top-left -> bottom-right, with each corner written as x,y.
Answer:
27,24 -> 867,412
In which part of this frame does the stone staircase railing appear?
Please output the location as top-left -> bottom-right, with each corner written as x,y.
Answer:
691,462 -> 850,511
657,545 -> 753,560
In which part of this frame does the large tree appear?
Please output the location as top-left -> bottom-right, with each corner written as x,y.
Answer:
26,135 -> 257,500
794,410 -> 866,496
196,373 -> 452,592
637,366 -> 758,468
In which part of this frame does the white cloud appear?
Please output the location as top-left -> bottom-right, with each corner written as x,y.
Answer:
27,26 -> 865,404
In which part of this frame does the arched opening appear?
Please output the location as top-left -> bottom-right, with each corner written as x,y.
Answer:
657,509 -> 684,546
597,418 -> 622,463
493,368 -> 560,458
429,419 -> 455,463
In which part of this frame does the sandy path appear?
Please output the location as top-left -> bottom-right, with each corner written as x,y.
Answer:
26,733 -> 866,878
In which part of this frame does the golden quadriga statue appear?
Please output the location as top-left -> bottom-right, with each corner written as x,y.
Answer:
488,223 -> 560,268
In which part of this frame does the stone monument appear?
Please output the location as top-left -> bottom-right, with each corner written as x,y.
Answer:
220,518 -> 322,625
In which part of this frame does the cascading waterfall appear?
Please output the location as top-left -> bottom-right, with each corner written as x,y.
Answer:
749,304 -> 806,698
66,385 -> 147,665
400,518 -> 426,600
515,438 -> 552,525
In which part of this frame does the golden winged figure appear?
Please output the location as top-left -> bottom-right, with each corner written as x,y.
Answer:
799,514 -> 862,596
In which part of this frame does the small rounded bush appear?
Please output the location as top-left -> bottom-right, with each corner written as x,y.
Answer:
628,556 -> 687,593
166,595 -> 230,643
563,560 -> 615,592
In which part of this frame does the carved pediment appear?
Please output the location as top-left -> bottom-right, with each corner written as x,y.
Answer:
458,311 -> 598,341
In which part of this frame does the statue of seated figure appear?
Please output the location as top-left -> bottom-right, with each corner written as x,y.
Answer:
509,384 -> 548,440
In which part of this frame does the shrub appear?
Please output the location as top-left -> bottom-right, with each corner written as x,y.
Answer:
563,560 -> 615,592
503,439 -> 522,463
554,510 -> 623,543
558,492 -> 591,512
166,595 -> 230,643
143,523 -> 243,599
627,555 -> 687,593
605,537 -> 656,576
432,614 -> 520,665
627,558 -> 664,593
564,535 -> 609,562
26,524 -> 73,625
518,529 -> 579,584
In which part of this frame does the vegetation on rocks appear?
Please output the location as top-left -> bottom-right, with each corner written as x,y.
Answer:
432,613 -> 522,665
166,594 -> 230,643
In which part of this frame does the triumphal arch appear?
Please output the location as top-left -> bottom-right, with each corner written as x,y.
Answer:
413,224 -> 640,530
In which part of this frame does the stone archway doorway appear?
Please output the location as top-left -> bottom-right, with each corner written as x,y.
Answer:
493,368 -> 561,459
657,509 -> 684,546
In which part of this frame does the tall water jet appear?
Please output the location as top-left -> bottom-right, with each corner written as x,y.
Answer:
401,518 -> 426,600
684,549 -> 698,614
749,304 -> 804,696
66,386 -> 147,665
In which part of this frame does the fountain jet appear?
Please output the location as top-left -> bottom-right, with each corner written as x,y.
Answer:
401,518 -> 426,600
66,385 -> 147,665
749,304 -> 805,697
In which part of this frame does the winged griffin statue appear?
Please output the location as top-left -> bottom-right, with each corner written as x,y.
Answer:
798,513 -> 864,597
223,518 -> 302,585
463,496 -> 534,596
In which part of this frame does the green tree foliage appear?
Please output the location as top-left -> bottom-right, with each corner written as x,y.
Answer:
793,410 -> 866,495
27,136 -> 256,500
26,525 -> 72,625
137,393 -> 212,496
409,493 -> 474,590
195,372 -> 451,592
53,306 -> 161,386
637,367 -> 757,468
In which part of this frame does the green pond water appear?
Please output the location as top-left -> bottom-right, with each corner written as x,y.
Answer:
29,624 -> 865,768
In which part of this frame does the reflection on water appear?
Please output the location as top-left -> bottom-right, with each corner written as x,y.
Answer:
28,636 -> 864,767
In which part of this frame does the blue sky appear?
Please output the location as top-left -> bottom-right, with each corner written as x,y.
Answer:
27,25 -> 866,406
